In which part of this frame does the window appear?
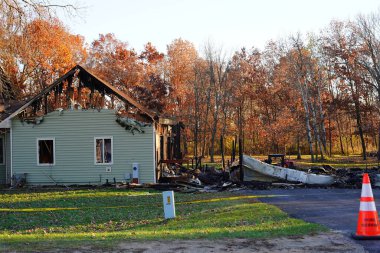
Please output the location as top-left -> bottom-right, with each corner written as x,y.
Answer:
95,137 -> 112,164
0,137 -> 4,165
37,138 -> 55,165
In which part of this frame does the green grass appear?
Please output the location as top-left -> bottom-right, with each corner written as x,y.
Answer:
0,189 -> 325,251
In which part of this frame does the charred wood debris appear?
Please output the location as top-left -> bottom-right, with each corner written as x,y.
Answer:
8,160 -> 380,191
136,136 -> 380,192
112,156 -> 380,193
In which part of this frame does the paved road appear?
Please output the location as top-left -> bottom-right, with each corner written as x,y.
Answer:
247,188 -> 380,253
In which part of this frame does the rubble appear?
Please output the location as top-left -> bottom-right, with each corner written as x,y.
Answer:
332,167 -> 380,188
7,153 -> 380,192
125,164 -> 373,192
198,166 -> 229,185
151,154 -> 380,192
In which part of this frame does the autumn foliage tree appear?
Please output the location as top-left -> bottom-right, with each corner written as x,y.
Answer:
16,18 -> 86,96
2,2 -> 380,162
87,33 -> 169,112
0,0 -> 82,98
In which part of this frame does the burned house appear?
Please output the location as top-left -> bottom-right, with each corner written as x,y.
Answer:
0,65 -> 183,186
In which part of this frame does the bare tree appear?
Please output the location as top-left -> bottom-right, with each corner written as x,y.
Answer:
203,42 -> 229,162
284,35 -> 316,161
353,12 -> 380,160
321,21 -> 368,160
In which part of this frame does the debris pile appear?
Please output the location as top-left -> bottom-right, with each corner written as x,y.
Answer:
147,153 -> 380,192
333,167 -> 380,188
198,166 -> 229,185
11,155 -> 379,192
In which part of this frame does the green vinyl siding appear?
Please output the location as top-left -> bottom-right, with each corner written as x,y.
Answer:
11,109 -> 154,185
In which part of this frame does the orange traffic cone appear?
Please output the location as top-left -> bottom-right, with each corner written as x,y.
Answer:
352,173 -> 380,240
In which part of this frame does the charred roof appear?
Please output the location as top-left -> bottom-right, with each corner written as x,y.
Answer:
3,65 -> 160,123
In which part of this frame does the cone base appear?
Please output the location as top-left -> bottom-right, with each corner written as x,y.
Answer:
352,233 -> 380,240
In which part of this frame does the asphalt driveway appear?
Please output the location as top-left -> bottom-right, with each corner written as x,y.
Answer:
247,188 -> 380,253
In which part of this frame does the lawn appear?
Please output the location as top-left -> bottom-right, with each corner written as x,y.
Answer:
0,188 -> 324,251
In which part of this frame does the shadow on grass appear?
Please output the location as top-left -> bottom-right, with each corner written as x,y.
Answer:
1,216 -> 324,252
0,190 -> 325,252
0,191 -> 268,233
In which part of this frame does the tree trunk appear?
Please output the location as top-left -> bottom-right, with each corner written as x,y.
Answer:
193,89 -> 199,158
209,108 -> 218,163
183,133 -> 188,157
201,87 -> 211,157
349,136 -> 354,154
378,127 -> 380,161
297,135 -> 302,159
353,99 -> 367,160
336,115 -> 345,155
316,85 -> 328,154
372,133 -> 377,149
314,136 -> 319,161
231,139 -> 236,163
220,136 -> 225,170
239,138 -> 244,182
311,102 -> 324,160
328,116 -> 332,156
300,91 -> 315,162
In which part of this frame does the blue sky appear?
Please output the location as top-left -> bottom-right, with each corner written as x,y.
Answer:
63,0 -> 380,53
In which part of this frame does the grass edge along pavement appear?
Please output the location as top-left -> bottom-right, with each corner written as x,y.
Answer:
0,189 -> 325,252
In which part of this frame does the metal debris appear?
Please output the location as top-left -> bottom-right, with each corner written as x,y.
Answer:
116,117 -> 150,134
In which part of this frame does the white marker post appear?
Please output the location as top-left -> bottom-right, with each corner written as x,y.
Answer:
162,191 -> 176,219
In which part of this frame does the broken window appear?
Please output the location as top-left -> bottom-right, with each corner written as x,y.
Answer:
37,138 -> 55,165
95,137 -> 112,164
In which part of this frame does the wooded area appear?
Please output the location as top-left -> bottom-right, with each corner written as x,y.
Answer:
1,1 -> 380,162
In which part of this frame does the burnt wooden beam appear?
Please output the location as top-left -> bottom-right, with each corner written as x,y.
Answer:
173,123 -> 182,159
89,78 -> 95,108
44,93 -> 48,114
33,101 -> 38,115
231,139 -> 235,163
160,136 -> 164,161
167,136 -> 172,160
220,135 -> 225,171
239,137 -> 244,182
101,88 -> 106,108
77,65 -> 157,121
77,76 -> 82,107
66,76 -> 73,109
4,67 -> 78,121
54,86 -> 59,108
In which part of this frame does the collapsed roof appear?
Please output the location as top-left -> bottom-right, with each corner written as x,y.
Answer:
0,64 -> 160,126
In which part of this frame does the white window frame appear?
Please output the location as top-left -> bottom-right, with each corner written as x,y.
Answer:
0,136 -> 5,165
94,136 -> 113,165
37,137 -> 55,166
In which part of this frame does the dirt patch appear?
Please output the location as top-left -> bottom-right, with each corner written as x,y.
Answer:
70,232 -> 365,253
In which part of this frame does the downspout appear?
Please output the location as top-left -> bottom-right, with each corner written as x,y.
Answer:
4,131 -> 7,184
10,126 -> 12,186
153,125 -> 156,183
